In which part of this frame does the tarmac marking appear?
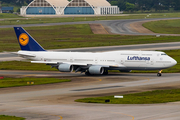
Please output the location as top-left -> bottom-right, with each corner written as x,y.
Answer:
59,105 -> 135,120
72,86 -> 123,91
143,78 -> 150,83
23,74 -> 37,77
101,24 -> 109,34
53,115 -> 63,120
23,74 -> 51,77
93,79 -> 102,83
31,113 -> 63,120
1,104 -> 62,119
111,112 -> 134,120
59,116 -> 63,120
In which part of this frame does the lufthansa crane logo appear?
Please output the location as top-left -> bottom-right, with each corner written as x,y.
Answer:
19,33 -> 29,46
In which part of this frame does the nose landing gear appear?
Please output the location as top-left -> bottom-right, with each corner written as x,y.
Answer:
157,70 -> 162,77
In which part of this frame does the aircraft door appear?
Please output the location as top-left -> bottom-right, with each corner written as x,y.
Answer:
139,51 -> 146,69
40,57 -> 44,61
120,58 -> 124,65
70,57 -> 73,63
95,58 -> 98,64
150,59 -> 154,65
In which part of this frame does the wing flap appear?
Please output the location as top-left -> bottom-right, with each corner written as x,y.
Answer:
31,61 -> 125,67
31,61 -> 87,66
31,61 -> 57,64
97,64 -> 125,68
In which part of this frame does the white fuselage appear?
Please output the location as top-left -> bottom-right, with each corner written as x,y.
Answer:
18,50 -> 177,71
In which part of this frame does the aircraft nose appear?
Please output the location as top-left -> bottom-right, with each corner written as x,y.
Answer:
172,58 -> 177,66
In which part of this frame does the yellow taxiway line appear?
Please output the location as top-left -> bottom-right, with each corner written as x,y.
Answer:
101,24 -> 109,34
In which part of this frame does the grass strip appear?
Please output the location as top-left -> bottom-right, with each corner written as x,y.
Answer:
0,13 -> 22,19
0,61 -> 56,71
1,24 -> 180,52
0,115 -> 25,120
75,89 -> 180,104
0,77 -> 70,88
1,12 -> 180,25
143,19 -> 180,34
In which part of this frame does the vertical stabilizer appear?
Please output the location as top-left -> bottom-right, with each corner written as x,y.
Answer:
14,27 -> 45,51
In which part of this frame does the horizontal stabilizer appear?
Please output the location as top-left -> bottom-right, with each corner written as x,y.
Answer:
31,61 -> 57,64
18,52 -> 36,57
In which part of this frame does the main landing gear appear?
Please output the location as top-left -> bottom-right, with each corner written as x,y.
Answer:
85,71 -> 91,76
157,70 -> 162,77
103,70 -> 108,75
85,70 -> 109,76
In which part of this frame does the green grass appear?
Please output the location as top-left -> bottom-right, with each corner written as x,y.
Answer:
143,19 -> 180,34
0,12 -> 180,25
0,77 -> 70,88
123,10 -> 180,14
75,89 -> 180,104
1,24 -> 180,52
0,13 -> 21,18
0,61 -> 56,71
0,115 -> 25,120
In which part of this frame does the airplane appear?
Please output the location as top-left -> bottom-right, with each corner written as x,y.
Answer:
14,27 -> 177,76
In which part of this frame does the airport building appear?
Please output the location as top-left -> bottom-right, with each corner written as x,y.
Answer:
20,0 -> 119,16
1,7 -> 14,13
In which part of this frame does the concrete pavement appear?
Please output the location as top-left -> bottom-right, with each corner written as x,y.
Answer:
0,73 -> 180,120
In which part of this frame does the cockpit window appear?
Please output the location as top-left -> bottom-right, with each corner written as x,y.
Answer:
161,53 -> 167,55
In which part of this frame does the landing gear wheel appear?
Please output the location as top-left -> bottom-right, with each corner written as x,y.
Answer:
157,70 -> 162,77
103,70 -> 108,75
157,73 -> 162,77
85,71 -> 91,76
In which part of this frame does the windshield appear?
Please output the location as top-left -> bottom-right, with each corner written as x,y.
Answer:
161,53 -> 167,55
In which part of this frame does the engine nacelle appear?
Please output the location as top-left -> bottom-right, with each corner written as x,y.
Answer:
58,64 -> 73,72
89,66 -> 104,75
119,70 -> 132,72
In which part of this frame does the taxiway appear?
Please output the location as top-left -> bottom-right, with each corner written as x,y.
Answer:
0,17 -> 180,120
1,18 -> 180,35
0,72 -> 180,120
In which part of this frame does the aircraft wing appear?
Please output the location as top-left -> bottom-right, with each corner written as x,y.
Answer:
31,61 -> 125,67
31,61 -> 87,66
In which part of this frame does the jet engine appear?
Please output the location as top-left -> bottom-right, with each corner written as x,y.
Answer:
58,64 -> 73,72
89,66 -> 104,75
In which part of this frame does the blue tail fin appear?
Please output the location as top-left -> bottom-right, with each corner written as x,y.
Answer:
14,27 -> 45,51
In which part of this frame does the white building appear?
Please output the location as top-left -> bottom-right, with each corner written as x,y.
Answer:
21,0 -> 119,16
86,0 -> 119,15
21,0 -> 69,15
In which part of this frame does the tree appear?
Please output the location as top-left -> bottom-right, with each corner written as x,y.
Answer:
125,2 -> 135,12
117,0 -> 126,11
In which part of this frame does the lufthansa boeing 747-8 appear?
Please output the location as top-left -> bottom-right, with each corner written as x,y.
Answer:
14,27 -> 177,76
